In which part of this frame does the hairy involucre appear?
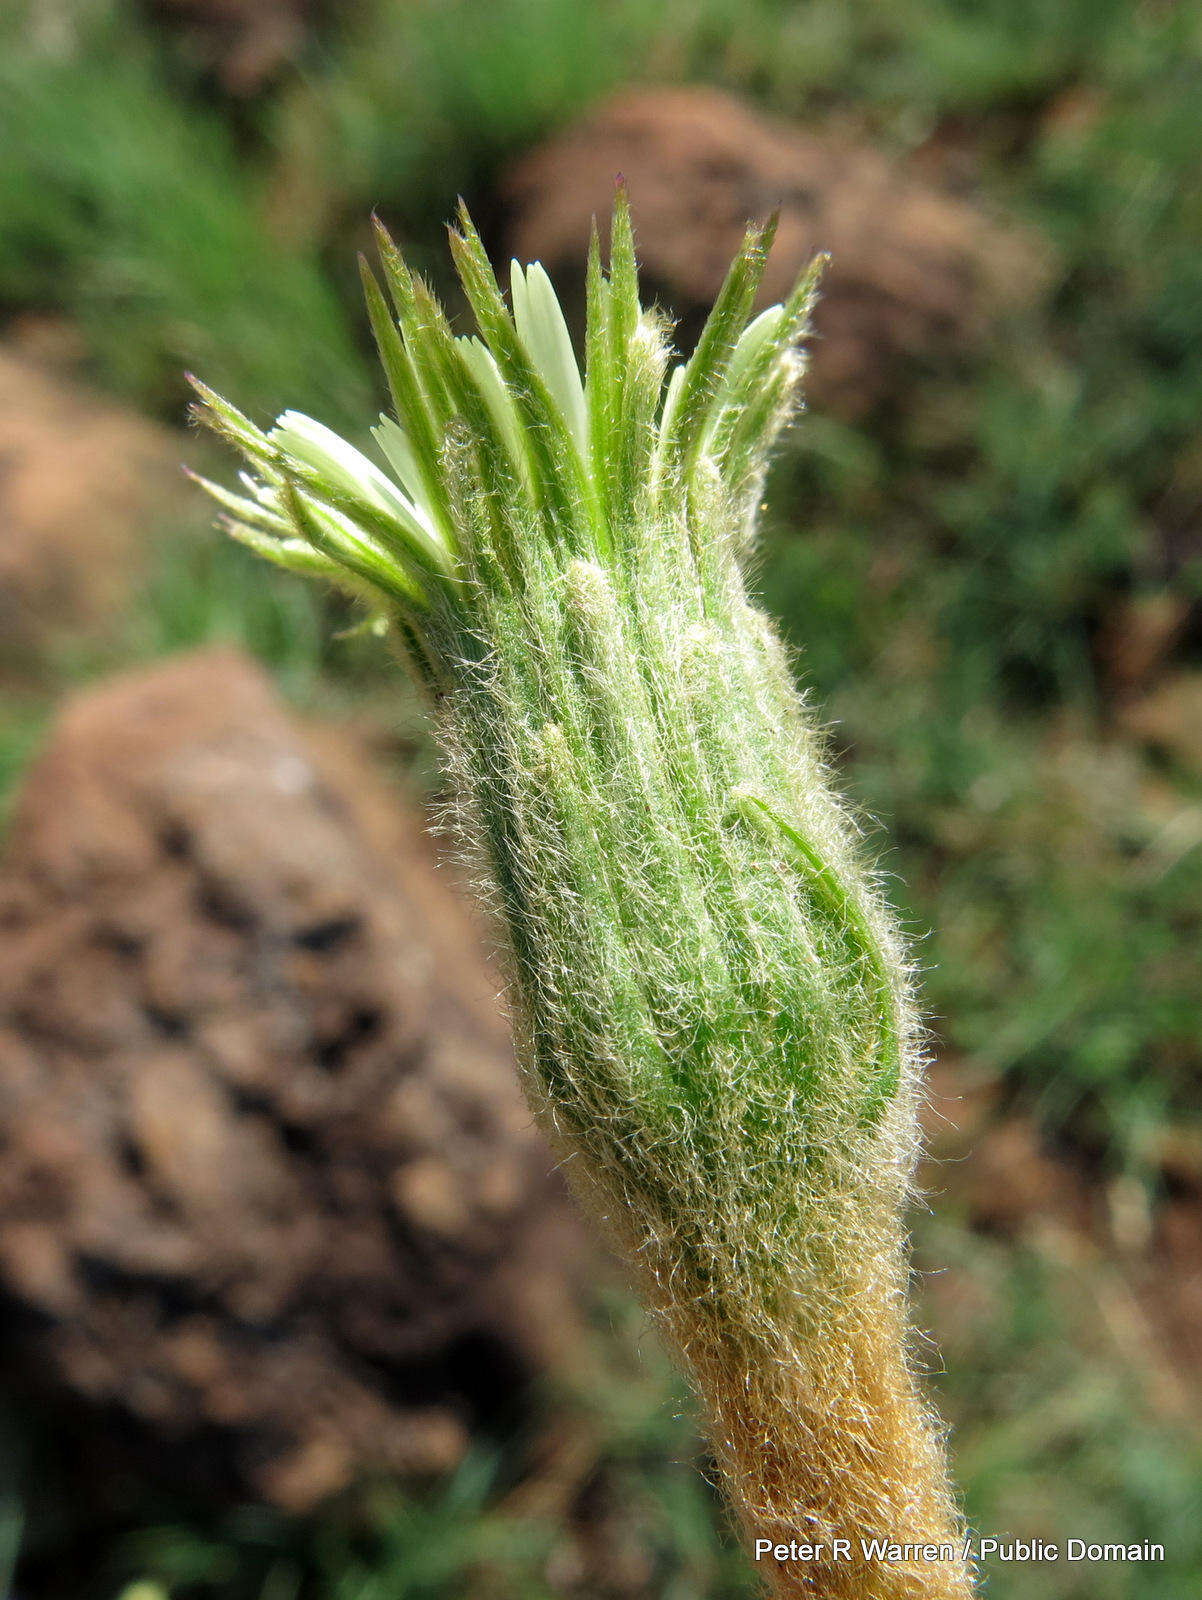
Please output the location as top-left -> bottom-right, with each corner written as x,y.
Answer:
192,196 -> 974,1599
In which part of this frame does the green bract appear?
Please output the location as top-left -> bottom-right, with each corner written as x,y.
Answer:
191,201 -> 819,631
192,197 -> 971,1600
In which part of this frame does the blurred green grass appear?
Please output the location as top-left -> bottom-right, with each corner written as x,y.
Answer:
2,0 -> 1201,1595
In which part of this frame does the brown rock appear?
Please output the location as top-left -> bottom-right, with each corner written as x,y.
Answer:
506,88 -> 1049,417
0,647 -> 581,1508
0,347 -> 185,670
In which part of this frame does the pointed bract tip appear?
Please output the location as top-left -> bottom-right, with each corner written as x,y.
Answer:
357,251 -> 383,292
370,213 -> 402,256
184,373 -> 223,407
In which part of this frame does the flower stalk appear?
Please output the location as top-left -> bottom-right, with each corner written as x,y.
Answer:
191,195 -> 974,1599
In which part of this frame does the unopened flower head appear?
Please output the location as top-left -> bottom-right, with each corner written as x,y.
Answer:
190,196 -> 822,649
190,198 -> 972,1600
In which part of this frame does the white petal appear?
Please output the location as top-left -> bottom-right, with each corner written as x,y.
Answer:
240,470 -> 284,511
702,304 -> 787,450
191,471 -> 290,533
510,262 -> 588,454
725,306 -> 787,398
271,412 -> 432,532
271,411 -> 450,571
459,336 -> 531,485
371,415 -> 424,501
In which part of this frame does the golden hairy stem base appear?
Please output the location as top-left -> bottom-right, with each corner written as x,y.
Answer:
684,1305 -> 973,1599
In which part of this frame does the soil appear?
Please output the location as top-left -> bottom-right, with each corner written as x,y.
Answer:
506,87 -> 1050,419
0,346 -> 186,673
0,647 -> 583,1510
